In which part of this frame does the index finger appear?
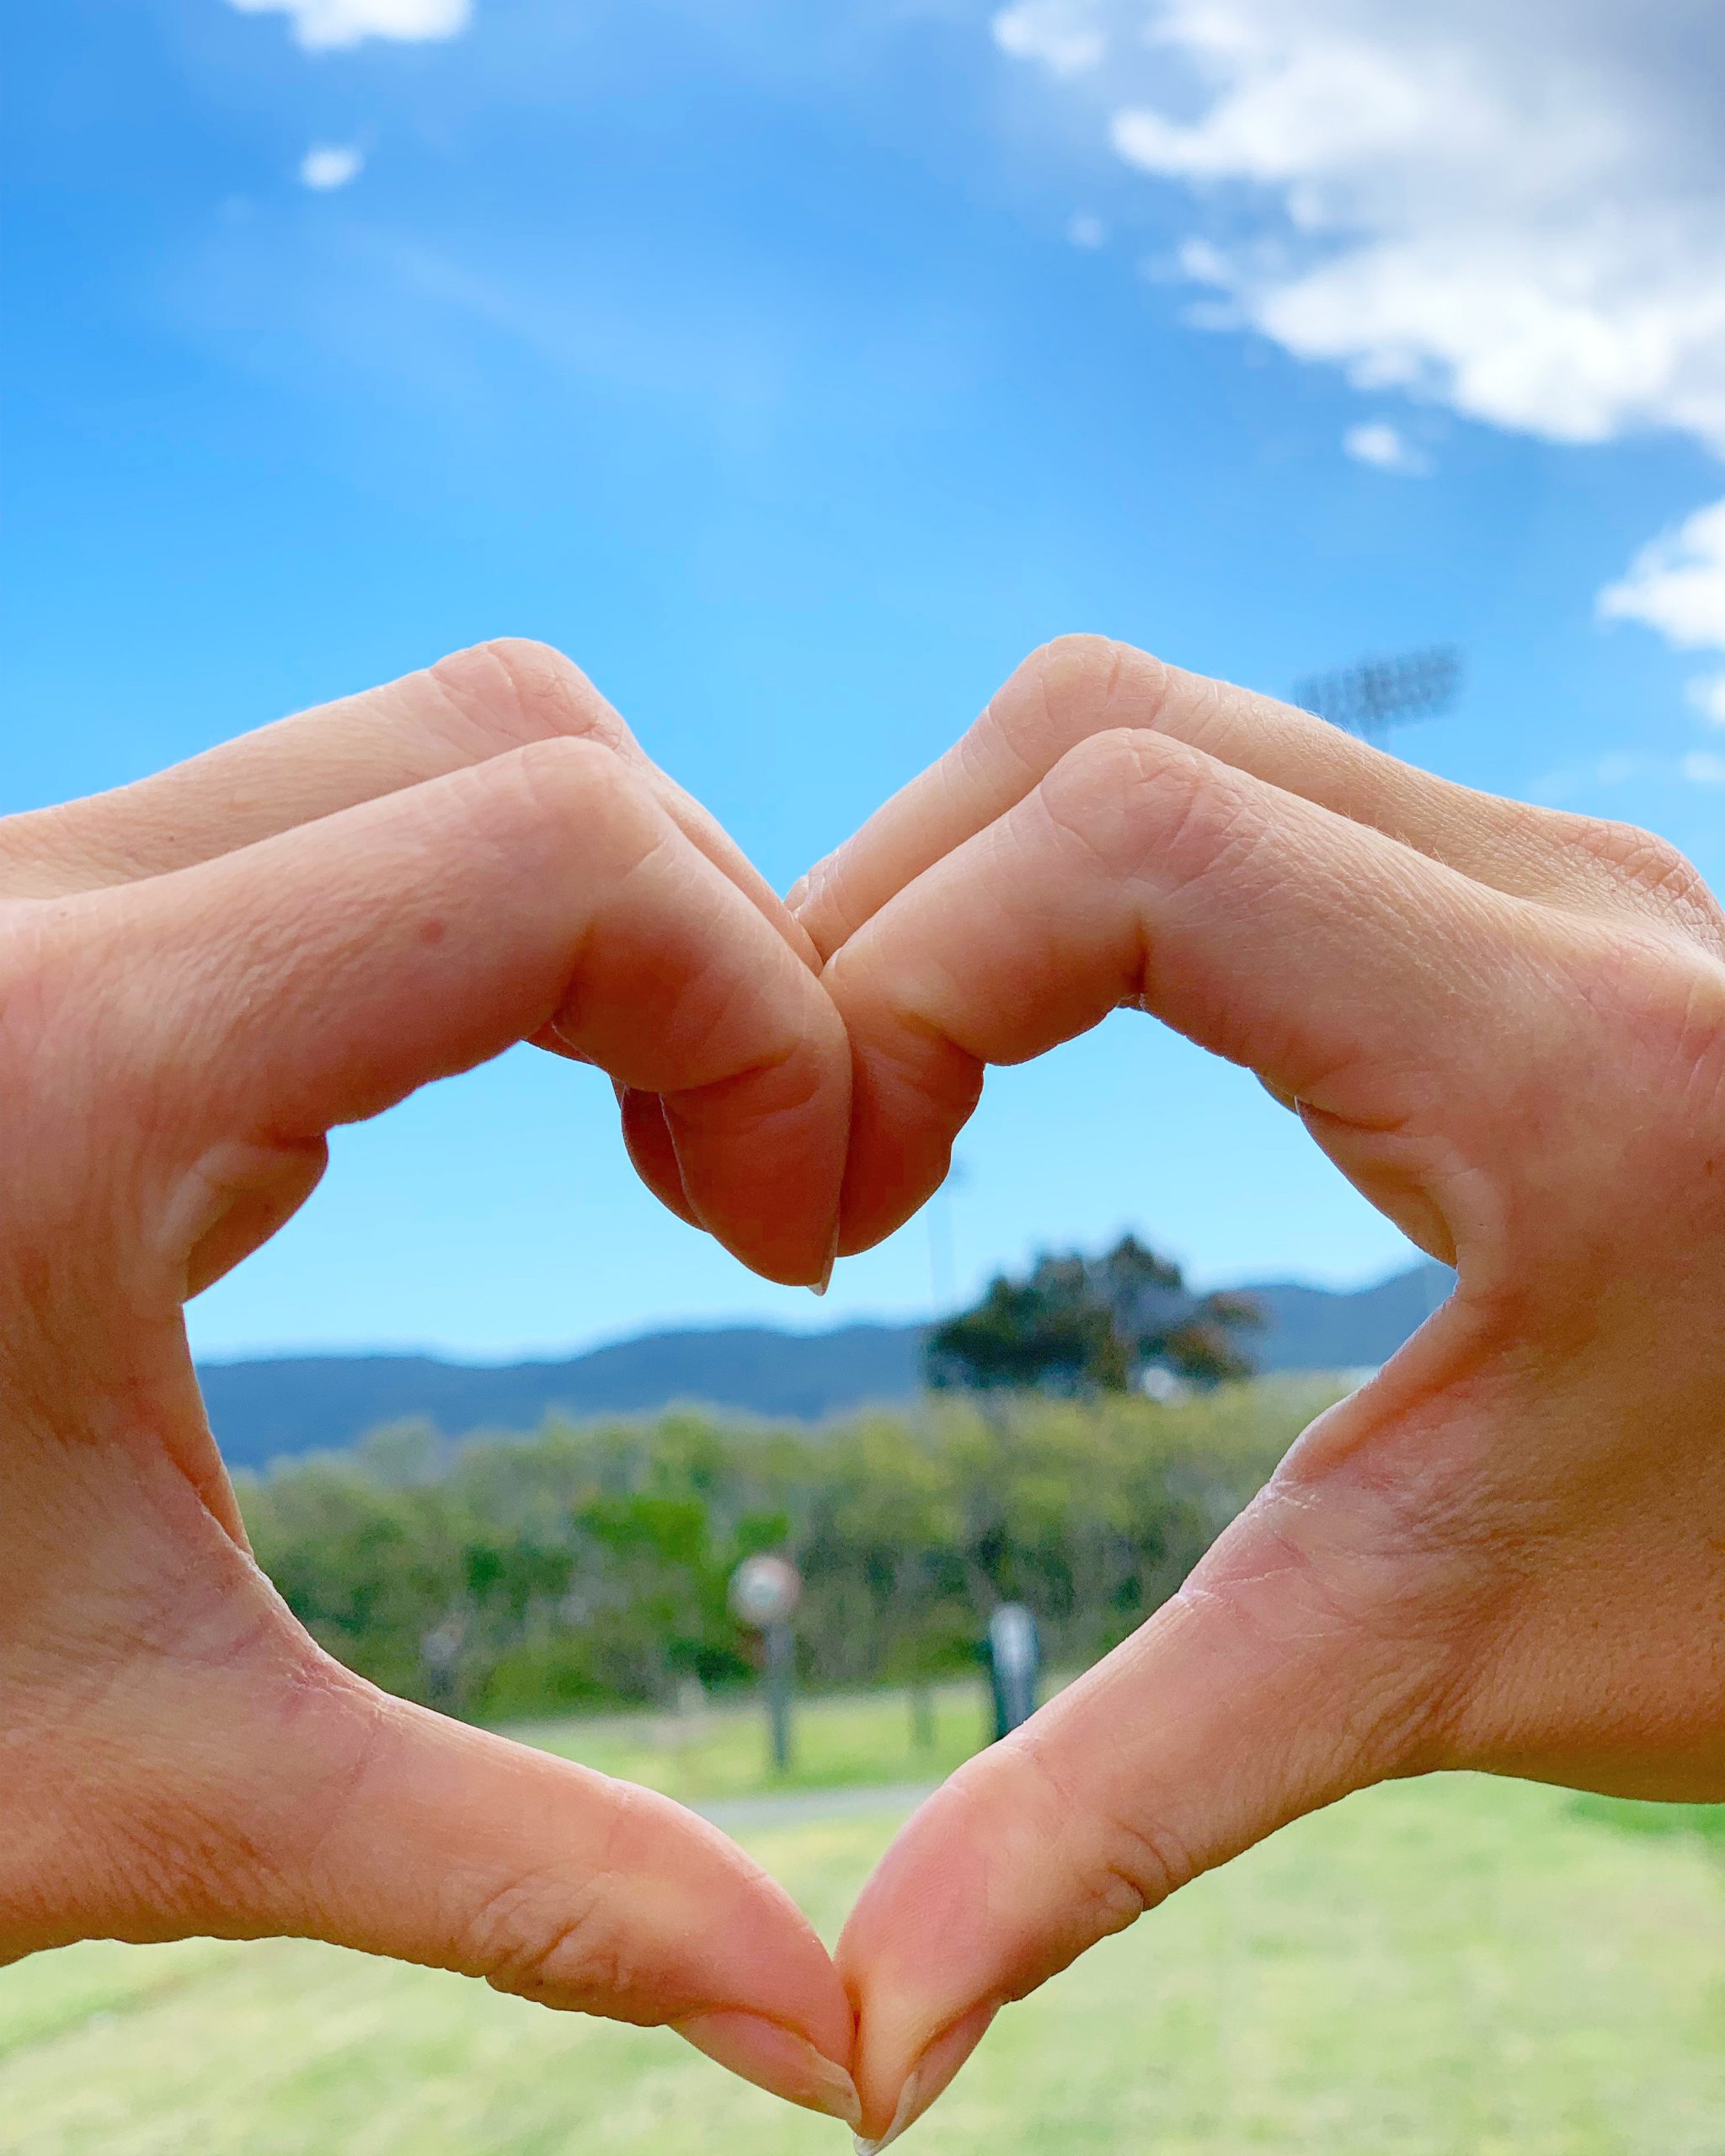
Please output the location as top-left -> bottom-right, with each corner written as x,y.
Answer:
824,725 -> 1546,1257
2,638 -> 820,971
794,636 -> 1724,963
72,738 -> 850,1289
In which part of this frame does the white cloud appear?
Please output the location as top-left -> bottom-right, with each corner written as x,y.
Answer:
994,1 -> 1106,76
299,143 -> 365,190
1599,499 -> 1725,649
999,3 -> 1725,453
1689,675 -> 1725,727
1343,419 -> 1429,475
1599,498 -> 1725,712
994,3 -> 1725,694
1067,212 -> 1108,248
1682,750 -> 1725,785
227,0 -> 470,52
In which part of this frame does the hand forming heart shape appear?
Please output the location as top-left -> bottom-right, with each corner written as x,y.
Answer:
3,636 -> 1723,2150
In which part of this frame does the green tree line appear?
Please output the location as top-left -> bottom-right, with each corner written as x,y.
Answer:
236,1380 -> 1340,1725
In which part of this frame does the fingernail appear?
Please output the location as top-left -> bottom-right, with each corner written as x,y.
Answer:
676,2010 -> 861,2129
855,2001 -> 996,2150
788,857 -> 838,925
547,1017 -> 596,1065
808,1223 -> 841,1298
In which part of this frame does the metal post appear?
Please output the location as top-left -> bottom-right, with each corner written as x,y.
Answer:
729,1553 -> 803,1780
987,1603 -> 1041,1741
765,1620 -> 794,1775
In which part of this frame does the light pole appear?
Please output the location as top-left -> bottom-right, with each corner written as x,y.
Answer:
729,1553 -> 803,1777
1291,645 -> 1464,744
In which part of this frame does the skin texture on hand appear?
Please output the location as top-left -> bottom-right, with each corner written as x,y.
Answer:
0,641 -> 859,2130
797,635 -> 1725,2146
13,628 -> 1725,2149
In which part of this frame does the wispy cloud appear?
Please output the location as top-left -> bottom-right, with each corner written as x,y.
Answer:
1599,498 -> 1725,716
1689,675 -> 1725,728
1343,420 -> 1429,476
1532,747 -> 1725,800
1066,212 -> 1108,248
994,1 -> 1106,76
227,0 -> 471,53
998,2 -> 1725,452
1599,499 -> 1725,648
299,143 -> 365,190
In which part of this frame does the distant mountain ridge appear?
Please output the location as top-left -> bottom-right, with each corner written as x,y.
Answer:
200,1262 -> 1454,1470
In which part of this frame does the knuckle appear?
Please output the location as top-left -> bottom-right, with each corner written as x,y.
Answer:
1029,636 -> 1180,738
495,732 -> 635,833
1037,728 -> 1251,891
465,1828 -> 668,2026
436,737 -> 657,899
1033,631 -> 1125,695
462,1784 -> 676,2022
431,638 -> 633,759
1074,1808 -> 1188,1936
1054,721 -> 1163,786
1579,924 -> 1725,1091
1026,635 -> 1130,733
1563,814 -> 1725,940
470,1869 -> 643,2014
985,637 -> 1130,774
466,634 -> 571,676
1572,813 -> 1688,890
960,636 -> 1189,858
1012,1735 -> 1189,1944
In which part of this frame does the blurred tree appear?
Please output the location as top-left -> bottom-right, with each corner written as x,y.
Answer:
927,1234 -> 1263,1395
236,1380 -> 1332,1722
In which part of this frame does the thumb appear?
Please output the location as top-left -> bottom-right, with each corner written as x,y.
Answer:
92,1599 -> 862,2126
273,1684 -> 862,2124
837,1375 -> 1482,2146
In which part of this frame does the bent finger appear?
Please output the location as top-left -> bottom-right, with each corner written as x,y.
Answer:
0,638 -> 820,969
795,638 -> 1723,961
825,725 -> 1552,1256
77,738 -> 847,1288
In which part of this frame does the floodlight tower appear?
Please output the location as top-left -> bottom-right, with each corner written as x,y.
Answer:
1291,645 -> 1465,744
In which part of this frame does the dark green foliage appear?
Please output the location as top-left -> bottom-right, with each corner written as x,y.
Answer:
236,1382 -> 1336,1721
927,1233 -> 1264,1394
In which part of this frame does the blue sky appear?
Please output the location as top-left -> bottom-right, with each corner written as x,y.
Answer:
5,0 -> 1724,1360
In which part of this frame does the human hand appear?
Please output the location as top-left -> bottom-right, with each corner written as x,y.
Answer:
797,635 -> 1725,2146
0,640 -> 861,2128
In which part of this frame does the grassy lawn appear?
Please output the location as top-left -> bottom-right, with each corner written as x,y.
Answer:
499,1678 -> 999,1801
1,1698 -> 1722,2156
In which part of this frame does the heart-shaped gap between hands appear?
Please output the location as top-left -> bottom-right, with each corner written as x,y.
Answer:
4,636 -> 1724,2152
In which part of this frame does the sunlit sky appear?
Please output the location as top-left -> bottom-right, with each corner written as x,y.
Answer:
6,0 -> 1724,1359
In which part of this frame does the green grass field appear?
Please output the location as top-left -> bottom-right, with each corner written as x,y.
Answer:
500,1678 -> 996,1799
2,1694 -> 1722,2155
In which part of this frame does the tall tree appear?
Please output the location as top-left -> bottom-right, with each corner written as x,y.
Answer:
927,1234 -> 1263,1396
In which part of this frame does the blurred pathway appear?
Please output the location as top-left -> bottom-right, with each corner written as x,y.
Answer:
695,1780 -> 938,1830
